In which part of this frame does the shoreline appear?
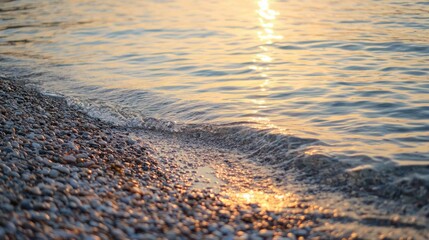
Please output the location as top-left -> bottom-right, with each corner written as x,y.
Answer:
1,77 -> 428,239
2,64 -> 429,206
0,77 -> 330,239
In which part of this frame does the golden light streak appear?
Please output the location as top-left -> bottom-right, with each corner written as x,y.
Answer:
222,190 -> 295,212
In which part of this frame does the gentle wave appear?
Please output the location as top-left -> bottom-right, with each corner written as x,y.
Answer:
1,63 -> 428,201
1,0 -> 429,201
49,84 -> 429,201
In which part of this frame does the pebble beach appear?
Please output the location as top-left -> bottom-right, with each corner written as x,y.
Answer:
1,76 -> 428,239
0,77 -> 334,239
2,0 -> 429,238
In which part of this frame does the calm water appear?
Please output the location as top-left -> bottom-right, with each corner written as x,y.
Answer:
1,0 -> 429,166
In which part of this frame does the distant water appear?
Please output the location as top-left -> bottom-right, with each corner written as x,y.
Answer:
1,0 -> 429,169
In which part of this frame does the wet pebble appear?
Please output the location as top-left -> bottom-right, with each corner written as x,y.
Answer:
220,225 -> 235,235
259,229 -> 274,238
63,155 -> 76,163
21,199 -> 33,210
28,186 -> 42,196
5,222 -> 16,234
49,169 -> 60,178
32,142 -> 41,149
69,178 -> 79,188
292,229 -> 307,237
53,165 -> 70,175
0,227 -> 5,239
127,138 -> 136,145
0,164 -> 12,174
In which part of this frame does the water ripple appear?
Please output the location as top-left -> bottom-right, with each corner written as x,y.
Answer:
1,0 -> 428,168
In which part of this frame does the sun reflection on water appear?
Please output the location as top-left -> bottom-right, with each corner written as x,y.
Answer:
257,0 -> 283,44
222,190 -> 295,212
249,0 -> 284,127
304,147 -> 324,156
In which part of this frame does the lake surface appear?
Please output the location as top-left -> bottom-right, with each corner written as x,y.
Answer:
1,0 -> 429,168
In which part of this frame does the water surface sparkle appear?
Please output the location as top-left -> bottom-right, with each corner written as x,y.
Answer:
1,0 -> 428,166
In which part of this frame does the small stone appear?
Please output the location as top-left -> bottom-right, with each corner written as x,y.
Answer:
208,223 -> 218,232
49,169 -> 60,178
292,229 -> 307,237
22,173 -> 33,181
287,233 -> 296,240
69,179 -> 79,188
82,132 -> 91,139
69,196 -> 82,208
53,165 -> 70,175
42,187 -> 54,196
10,171 -> 20,178
76,153 -> 88,159
21,199 -> 33,210
0,164 -> 11,174
1,204 -> 13,212
219,209 -> 230,218
97,177 -> 107,183
27,133 -> 35,139
250,234 -> 263,240
2,147 -> 13,154
259,229 -> 274,238
83,232 -> 101,240
127,138 -> 136,145
36,157 -> 53,166
36,134 -> 45,141
5,222 -> 16,234
237,232 -> 248,240
63,155 -> 76,163
242,213 -> 253,222
52,229 -> 74,238
29,186 -> 42,195
220,225 -> 234,235
11,141 -> 19,148
33,202 -> 50,210
111,228 -> 126,239
223,236 -> 234,240
0,227 -> 5,239
32,142 -> 41,149
135,234 -> 155,240
66,142 -> 78,150
41,168 -> 50,175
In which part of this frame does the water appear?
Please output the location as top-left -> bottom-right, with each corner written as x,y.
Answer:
1,0 -> 429,171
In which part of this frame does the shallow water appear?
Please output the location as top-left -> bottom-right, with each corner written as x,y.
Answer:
1,0 -> 429,167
